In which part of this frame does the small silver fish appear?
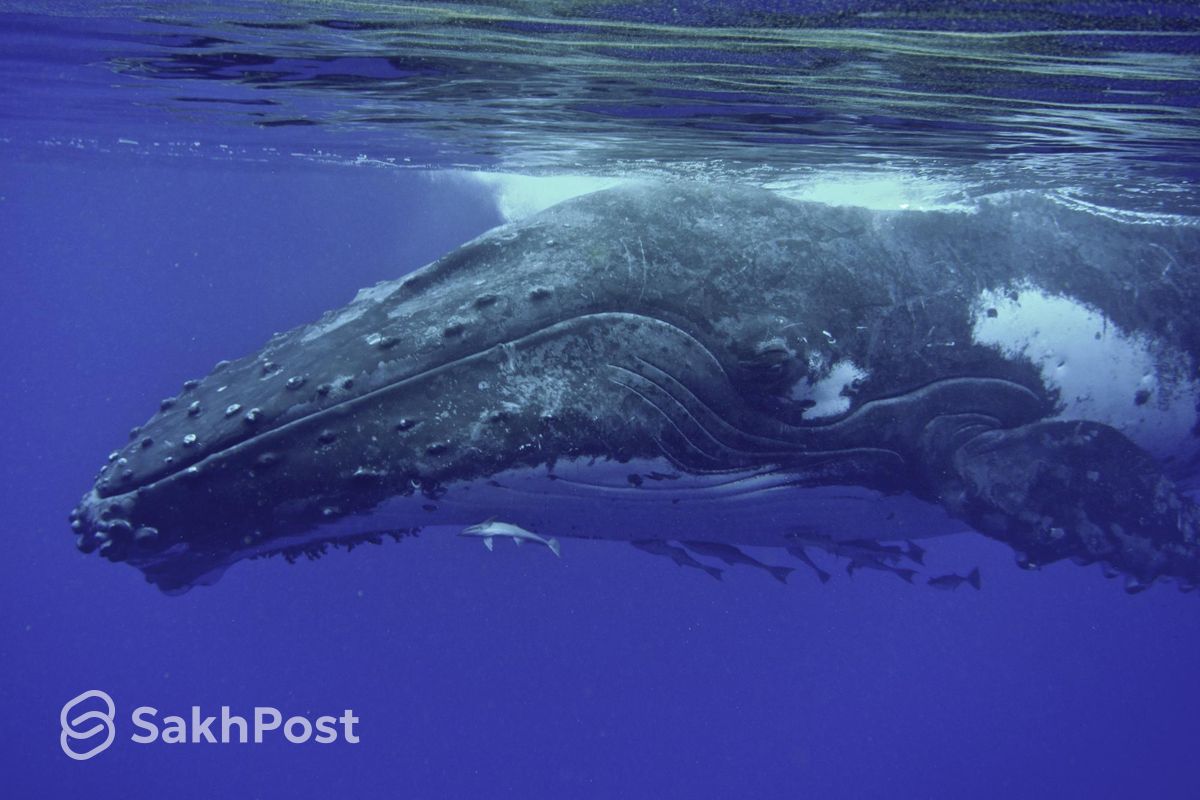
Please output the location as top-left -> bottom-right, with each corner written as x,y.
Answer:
460,518 -> 560,557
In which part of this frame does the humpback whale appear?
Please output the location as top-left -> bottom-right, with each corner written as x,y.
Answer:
69,183 -> 1200,594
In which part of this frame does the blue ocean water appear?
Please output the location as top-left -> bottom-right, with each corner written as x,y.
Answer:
2,2 -> 1199,798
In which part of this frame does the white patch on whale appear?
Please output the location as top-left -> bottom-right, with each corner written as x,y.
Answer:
971,283 -> 1199,465
790,360 -> 868,419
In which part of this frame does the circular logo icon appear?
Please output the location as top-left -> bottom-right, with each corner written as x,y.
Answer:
60,689 -> 116,761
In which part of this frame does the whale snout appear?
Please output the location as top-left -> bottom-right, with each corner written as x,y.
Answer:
71,489 -> 141,559
68,488 -> 200,593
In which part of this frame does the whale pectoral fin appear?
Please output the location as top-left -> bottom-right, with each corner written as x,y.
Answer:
483,537 -> 494,551
946,420 -> 1200,591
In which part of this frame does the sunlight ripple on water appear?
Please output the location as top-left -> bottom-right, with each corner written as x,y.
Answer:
1,1 -> 1197,213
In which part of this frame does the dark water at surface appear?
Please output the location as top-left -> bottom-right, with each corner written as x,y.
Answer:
2,3 -> 1200,799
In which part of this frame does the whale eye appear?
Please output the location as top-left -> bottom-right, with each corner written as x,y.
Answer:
733,334 -> 814,418
738,337 -> 797,383
751,338 -> 792,367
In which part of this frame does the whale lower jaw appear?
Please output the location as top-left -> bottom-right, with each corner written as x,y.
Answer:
159,457 -> 964,589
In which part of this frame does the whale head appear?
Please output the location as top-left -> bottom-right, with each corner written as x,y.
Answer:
70,183 -> 1200,594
